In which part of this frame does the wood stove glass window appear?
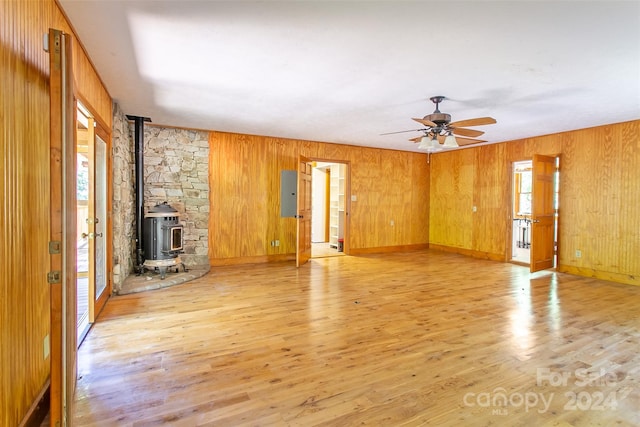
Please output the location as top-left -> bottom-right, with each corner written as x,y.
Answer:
170,226 -> 183,251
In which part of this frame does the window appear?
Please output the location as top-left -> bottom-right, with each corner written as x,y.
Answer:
514,168 -> 532,216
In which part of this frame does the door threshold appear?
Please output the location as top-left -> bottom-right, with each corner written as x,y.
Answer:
510,260 -> 530,267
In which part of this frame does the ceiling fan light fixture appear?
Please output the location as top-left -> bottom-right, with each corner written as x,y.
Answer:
418,136 -> 431,149
423,135 -> 442,152
443,134 -> 459,148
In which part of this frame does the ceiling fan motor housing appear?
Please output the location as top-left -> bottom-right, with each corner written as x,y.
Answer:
424,112 -> 451,126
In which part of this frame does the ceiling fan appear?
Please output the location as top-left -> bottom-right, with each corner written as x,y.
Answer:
382,96 -> 496,152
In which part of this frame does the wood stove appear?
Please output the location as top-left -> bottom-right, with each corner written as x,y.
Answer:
143,202 -> 187,278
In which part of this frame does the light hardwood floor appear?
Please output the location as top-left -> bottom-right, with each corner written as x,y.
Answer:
311,242 -> 345,258
73,249 -> 640,426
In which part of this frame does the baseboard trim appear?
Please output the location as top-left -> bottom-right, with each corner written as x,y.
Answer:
209,244 -> 431,264
210,254 -> 296,266
557,264 -> 639,287
19,379 -> 50,427
428,244 -> 504,262
349,243 -> 428,255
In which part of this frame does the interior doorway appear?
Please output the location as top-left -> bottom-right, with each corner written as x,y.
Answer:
511,161 -> 532,264
311,161 -> 347,258
510,157 -> 560,268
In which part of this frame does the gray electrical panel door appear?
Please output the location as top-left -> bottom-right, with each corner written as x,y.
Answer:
281,170 -> 297,217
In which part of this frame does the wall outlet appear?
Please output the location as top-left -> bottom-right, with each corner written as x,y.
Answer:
275,240 -> 280,247
472,206 -> 477,212
351,195 -> 357,202
575,249 -> 582,258
43,334 -> 50,360
390,220 -> 395,227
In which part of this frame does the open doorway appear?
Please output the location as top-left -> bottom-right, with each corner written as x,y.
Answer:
510,157 -> 560,268
511,161 -> 532,264
311,161 -> 347,258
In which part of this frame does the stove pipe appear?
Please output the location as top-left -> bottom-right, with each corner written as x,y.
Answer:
126,114 -> 151,274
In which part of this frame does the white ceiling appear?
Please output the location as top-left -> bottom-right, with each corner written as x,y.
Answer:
59,0 -> 640,153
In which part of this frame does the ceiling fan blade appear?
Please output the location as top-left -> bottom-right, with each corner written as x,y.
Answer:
451,127 -> 484,138
448,117 -> 497,128
455,137 -> 488,146
412,118 -> 437,127
380,128 -> 426,136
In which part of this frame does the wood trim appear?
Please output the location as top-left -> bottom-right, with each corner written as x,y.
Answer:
48,28 -> 65,426
48,28 -> 78,426
18,380 -> 50,427
428,243 -> 504,262
210,254 -> 297,266
349,243 -> 429,255
324,169 -> 330,242
557,264 -> 640,287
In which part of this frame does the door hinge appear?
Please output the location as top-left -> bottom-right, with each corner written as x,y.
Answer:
47,271 -> 61,284
49,241 -> 61,254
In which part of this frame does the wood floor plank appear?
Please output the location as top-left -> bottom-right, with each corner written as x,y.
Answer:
73,250 -> 640,426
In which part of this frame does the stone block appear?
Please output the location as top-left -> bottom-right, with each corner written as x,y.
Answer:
195,247 -> 209,255
184,198 -> 208,207
192,182 -> 209,190
145,156 -> 163,166
183,189 -> 200,198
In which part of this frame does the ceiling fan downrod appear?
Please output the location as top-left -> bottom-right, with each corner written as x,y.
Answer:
430,95 -> 445,113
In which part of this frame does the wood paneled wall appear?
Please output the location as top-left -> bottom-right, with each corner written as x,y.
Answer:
208,132 -> 430,264
559,122 -> 639,285
429,120 -> 640,286
0,1 -> 111,425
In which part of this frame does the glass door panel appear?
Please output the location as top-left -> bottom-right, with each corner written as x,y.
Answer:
93,134 -> 108,311
76,108 -> 91,342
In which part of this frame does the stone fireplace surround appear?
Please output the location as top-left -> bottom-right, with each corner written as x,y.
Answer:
111,102 -> 210,293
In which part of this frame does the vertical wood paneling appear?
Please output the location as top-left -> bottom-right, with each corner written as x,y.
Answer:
1,1 -> 112,425
53,17 -> 112,129
428,120 -> 639,285
208,132 -> 430,263
559,121 -> 640,284
1,1 -> 53,425
618,123 -> 640,276
429,149 -> 475,248
472,144 -> 509,257
410,153 -> 430,244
